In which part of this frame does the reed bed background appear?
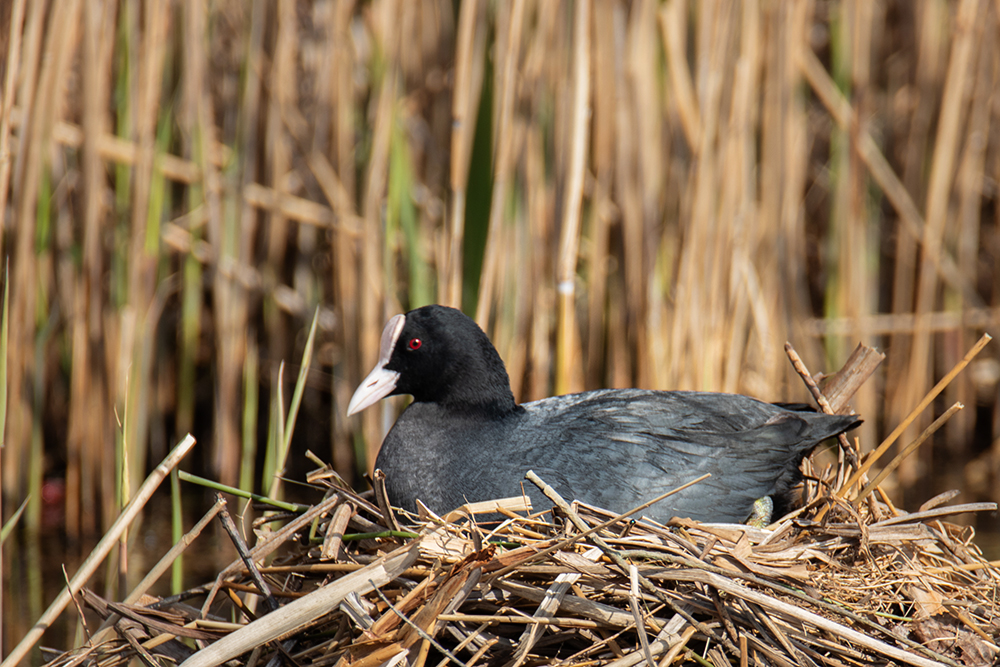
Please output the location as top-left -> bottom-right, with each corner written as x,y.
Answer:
2,0 -> 999,657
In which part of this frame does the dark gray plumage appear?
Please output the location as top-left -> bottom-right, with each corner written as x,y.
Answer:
348,305 -> 861,524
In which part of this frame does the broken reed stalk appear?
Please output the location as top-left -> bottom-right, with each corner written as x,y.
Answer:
217,494 -> 280,613
854,402 -> 964,506
838,333 -> 991,498
783,342 -> 841,414
783,341 -> 879,471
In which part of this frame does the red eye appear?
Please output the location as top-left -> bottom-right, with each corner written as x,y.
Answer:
407,338 -> 422,351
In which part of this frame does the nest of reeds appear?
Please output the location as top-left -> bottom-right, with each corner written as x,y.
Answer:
46,342 -> 1000,667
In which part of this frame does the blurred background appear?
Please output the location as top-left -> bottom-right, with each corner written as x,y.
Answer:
2,0 -> 1000,657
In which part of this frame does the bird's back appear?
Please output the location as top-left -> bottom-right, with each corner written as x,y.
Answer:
376,389 -> 860,523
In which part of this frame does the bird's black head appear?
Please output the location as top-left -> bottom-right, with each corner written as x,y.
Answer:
348,305 -> 518,418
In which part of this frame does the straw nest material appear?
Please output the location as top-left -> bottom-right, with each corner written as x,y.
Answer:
48,344 -> 1000,667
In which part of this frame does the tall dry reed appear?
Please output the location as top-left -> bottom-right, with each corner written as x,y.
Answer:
1,0 -> 999,652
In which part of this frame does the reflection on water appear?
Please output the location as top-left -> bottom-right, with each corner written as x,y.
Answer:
2,488 -> 237,660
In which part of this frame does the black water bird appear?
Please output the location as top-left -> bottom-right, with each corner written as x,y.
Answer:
348,305 -> 860,524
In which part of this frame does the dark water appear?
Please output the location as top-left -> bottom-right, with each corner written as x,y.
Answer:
975,531 -> 1000,560
3,488 -> 238,662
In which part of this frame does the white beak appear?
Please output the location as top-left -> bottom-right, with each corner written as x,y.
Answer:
346,314 -> 405,416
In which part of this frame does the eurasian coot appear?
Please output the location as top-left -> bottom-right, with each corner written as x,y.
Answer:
348,305 -> 861,524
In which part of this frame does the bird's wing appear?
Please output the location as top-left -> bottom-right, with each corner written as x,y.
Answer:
517,390 -> 829,521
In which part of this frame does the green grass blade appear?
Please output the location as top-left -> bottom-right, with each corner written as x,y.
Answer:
179,471 -> 307,513
282,308 -> 319,455
266,309 -> 319,499
0,497 -> 29,545
170,468 -> 183,593
239,334 -> 260,501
